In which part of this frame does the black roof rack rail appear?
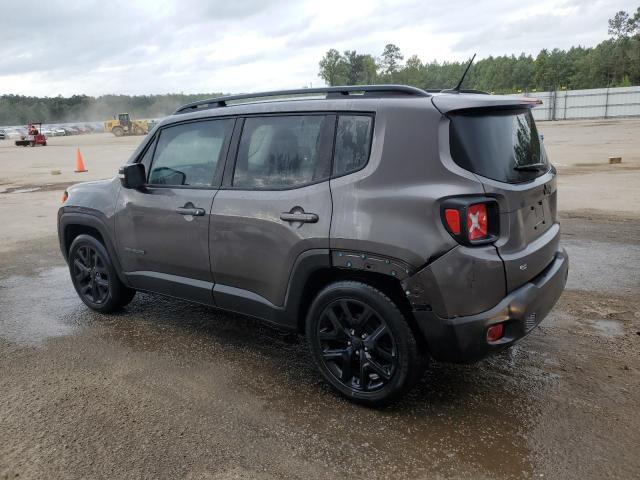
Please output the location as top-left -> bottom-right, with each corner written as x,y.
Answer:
173,85 -> 430,114
424,88 -> 491,95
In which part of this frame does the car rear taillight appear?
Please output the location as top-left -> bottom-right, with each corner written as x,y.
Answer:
444,209 -> 461,235
441,197 -> 498,246
467,203 -> 488,240
62,190 -> 68,203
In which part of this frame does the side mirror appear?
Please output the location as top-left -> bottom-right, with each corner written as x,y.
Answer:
119,163 -> 146,189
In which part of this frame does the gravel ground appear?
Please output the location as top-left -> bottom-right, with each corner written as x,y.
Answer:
1,122 -> 639,479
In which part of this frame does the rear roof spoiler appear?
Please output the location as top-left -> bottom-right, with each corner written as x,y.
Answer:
431,93 -> 543,114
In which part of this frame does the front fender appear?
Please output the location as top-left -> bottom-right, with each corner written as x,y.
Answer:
57,208 -> 127,285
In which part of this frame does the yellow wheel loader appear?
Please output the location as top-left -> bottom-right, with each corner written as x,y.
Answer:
104,113 -> 149,137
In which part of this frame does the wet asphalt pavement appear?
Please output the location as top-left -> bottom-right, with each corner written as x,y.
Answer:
1,213 -> 639,480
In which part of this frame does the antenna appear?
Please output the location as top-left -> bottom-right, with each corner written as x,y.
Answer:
444,53 -> 476,94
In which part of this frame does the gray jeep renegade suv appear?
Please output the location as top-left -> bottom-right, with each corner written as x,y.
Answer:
58,85 -> 568,406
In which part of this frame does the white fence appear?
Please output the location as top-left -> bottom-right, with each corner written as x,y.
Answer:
524,86 -> 640,121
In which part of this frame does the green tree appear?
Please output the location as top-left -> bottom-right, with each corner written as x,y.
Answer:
379,43 -> 404,75
0,93 -> 224,125
608,10 -> 636,39
342,50 -> 377,85
316,7 -> 640,93
395,54 -> 423,86
318,49 -> 347,86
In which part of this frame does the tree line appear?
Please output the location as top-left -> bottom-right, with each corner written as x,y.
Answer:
0,93 -> 222,126
318,7 -> 640,93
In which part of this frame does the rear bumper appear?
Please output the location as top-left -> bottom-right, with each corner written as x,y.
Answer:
414,248 -> 568,363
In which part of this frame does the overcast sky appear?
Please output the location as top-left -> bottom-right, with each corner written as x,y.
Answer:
0,0 -> 636,96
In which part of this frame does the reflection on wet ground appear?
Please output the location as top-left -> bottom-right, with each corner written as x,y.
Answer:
0,267 -> 79,345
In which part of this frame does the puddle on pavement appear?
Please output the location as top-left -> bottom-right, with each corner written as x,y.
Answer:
0,266 -> 82,345
0,182 -> 76,195
9,187 -> 41,194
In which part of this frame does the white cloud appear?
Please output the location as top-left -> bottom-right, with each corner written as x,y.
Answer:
0,0 -> 635,96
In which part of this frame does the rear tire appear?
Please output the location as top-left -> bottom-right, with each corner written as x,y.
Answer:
68,234 -> 136,313
306,280 -> 425,407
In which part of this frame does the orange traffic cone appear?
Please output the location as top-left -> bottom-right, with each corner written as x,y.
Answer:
75,148 -> 87,173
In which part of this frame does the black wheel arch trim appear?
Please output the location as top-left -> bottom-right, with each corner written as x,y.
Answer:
215,248 -> 416,332
282,248 -> 332,328
58,209 -> 128,285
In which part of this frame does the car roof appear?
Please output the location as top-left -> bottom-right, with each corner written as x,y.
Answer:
159,85 -> 433,127
157,86 -> 542,129
162,96 -> 432,126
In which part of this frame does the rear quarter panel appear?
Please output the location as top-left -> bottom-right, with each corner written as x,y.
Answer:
329,99 -> 485,268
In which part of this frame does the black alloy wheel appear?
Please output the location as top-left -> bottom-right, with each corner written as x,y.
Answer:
72,245 -> 110,305
68,234 -> 136,312
306,281 -> 425,406
317,299 -> 397,392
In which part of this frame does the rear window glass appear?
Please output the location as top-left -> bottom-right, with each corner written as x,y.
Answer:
333,115 -> 373,176
449,109 -> 549,184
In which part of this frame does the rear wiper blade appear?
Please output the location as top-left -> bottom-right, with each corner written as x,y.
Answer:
514,163 -> 548,171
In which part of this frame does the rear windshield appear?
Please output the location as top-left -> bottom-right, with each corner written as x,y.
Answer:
449,108 -> 549,184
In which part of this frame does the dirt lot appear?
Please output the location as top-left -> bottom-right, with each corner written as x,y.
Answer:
0,120 -> 639,479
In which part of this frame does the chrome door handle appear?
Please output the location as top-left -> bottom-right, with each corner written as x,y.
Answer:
280,212 -> 318,223
176,207 -> 205,216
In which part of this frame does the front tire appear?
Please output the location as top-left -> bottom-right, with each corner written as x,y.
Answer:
306,281 -> 425,407
112,126 -> 124,137
68,234 -> 136,313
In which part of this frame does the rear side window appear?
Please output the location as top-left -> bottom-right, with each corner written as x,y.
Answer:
449,108 -> 549,184
233,115 -> 333,189
333,115 -> 373,176
148,119 -> 233,187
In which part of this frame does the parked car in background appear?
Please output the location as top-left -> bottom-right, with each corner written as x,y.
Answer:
0,128 -> 22,139
52,127 -> 67,136
0,129 -> 6,140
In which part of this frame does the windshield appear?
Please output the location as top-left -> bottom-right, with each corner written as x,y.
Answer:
449,108 -> 549,184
